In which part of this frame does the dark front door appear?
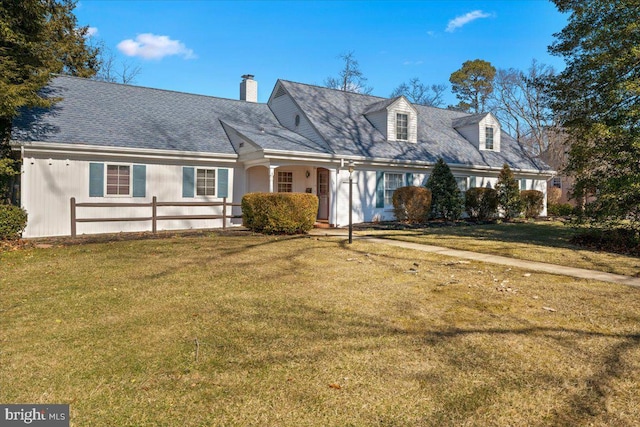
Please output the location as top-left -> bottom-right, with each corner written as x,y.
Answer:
317,168 -> 329,220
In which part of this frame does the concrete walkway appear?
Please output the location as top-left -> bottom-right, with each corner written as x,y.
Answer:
309,229 -> 640,288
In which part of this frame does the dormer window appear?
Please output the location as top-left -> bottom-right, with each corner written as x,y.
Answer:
363,96 -> 417,143
453,113 -> 501,152
485,127 -> 494,150
396,113 -> 408,140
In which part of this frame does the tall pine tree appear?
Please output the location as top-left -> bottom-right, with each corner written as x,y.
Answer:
549,0 -> 640,228
0,0 -> 100,202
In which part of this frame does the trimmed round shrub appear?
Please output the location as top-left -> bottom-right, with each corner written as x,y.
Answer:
548,203 -> 574,217
465,187 -> 498,221
0,204 -> 27,240
392,186 -> 432,224
242,192 -> 318,234
521,190 -> 544,218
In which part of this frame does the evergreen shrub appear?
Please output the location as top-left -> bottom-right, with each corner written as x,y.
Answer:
426,158 -> 463,221
548,203 -> 574,217
465,188 -> 498,221
496,164 -> 523,219
0,205 -> 27,240
521,190 -> 544,218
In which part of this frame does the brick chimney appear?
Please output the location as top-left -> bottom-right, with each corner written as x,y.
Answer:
240,74 -> 257,102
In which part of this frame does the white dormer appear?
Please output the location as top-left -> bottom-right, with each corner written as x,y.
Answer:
364,96 -> 418,143
453,113 -> 501,152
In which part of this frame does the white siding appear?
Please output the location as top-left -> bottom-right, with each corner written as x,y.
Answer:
269,93 -> 325,146
456,124 -> 480,149
246,166 -> 269,193
365,110 -> 387,136
332,169 -> 430,226
21,154 -> 237,238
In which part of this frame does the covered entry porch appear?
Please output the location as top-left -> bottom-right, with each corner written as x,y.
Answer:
243,161 -> 339,226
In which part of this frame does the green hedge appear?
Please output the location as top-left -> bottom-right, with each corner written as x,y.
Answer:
392,186 -> 432,224
242,192 -> 319,234
520,190 -> 544,218
465,188 -> 498,221
0,204 -> 27,240
548,203 -> 574,217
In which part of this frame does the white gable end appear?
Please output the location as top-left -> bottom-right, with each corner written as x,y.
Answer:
268,83 -> 325,147
387,98 -> 418,143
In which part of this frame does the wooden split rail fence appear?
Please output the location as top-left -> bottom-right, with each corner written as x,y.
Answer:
70,196 -> 242,237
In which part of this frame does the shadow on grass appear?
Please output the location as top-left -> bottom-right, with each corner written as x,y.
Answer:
420,325 -> 640,426
198,295 -> 640,426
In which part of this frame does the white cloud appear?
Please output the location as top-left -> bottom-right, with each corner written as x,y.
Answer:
86,27 -> 98,37
117,33 -> 196,60
446,10 -> 491,33
403,60 -> 424,66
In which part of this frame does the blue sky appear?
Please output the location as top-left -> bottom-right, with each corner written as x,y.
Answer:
75,1 -> 568,106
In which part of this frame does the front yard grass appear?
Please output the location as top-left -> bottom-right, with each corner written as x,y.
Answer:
358,221 -> 640,277
2,233 -> 640,426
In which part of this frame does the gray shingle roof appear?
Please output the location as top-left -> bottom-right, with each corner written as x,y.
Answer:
220,120 -> 330,154
278,80 -> 548,171
362,96 -> 403,114
11,75 -> 319,155
12,75 -> 549,172
452,113 -> 489,129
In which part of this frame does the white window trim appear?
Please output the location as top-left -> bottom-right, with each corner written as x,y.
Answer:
384,172 -> 404,206
105,163 -> 132,197
484,126 -> 495,151
396,113 -> 409,141
277,170 -> 293,193
195,168 -> 216,197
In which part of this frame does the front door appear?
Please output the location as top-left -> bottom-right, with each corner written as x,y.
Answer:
317,168 -> 329,220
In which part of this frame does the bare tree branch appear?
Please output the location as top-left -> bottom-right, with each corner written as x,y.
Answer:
324,52 -> 373,94
390,78 -> 447,107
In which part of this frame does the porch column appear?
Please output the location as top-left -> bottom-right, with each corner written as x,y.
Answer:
269,165 -> 276,193
329,168 -> 338,226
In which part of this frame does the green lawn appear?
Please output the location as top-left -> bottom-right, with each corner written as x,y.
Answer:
357,221 -> 640,277
2,233 -> 640,426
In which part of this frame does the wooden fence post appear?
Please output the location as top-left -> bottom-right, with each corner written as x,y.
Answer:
70,197 -> 76,237
152,196 -> 157,233
222,197 -> 227,229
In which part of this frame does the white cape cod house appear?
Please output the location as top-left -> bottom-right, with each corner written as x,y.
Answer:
11,75 -> 553,238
